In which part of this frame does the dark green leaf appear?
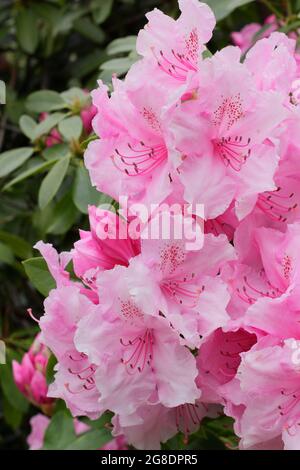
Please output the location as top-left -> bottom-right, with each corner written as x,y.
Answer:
73,166 -> 112,214
3,158 -> 59,190
0,241 -> 14,265
0,231 -> 32,259
203,0 -> 254,21
92,0 -> 114,24
0,350 -> 29,413
73,17 -> 105,44
43,411 -> 76,450
23,257 -> 56,296
65,429 -> 112,450
46,354 -> 58,386
15,9 -> 39,54
0,147 -> 34,178
45,190 -> 78,235
3,396 -> 23,430
38,156 -> 70,209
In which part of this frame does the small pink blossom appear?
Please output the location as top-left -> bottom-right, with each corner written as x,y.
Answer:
12,334 -> 54,412
231,15 -> 277,53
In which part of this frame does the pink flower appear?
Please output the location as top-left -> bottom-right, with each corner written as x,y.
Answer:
244,33 -> 297,96
85,74 -> 181,208
39,113 -> 63,148
231,24 -> 263,54
136,0 -> 215,86
12,334 -> 54,412
222,221 -> 300,322
27,414 -> 50,450
135,210 -> 235,348
205,203 -> 239,241
102,435 -> 128,451
34,241 -> 102,418
73,206 -> 140,287
196,327 -> 256,404
169,46 -> 286,220
75,295 -> 200,418
29,0 -> 300,450
112,401 -> 219,449
227,339 -> 300,450
81,104 -> 97,135
39,285 -> 102,419
231,15 -> 277,53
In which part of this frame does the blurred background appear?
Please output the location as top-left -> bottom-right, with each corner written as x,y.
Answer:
0,0 -> 299,450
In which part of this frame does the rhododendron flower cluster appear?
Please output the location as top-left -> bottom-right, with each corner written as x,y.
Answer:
31,0 -> 300,450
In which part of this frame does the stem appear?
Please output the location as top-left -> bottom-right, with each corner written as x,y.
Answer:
286,0 -> 293,17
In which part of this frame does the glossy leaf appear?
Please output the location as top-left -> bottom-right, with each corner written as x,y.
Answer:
38,156 -> 70,209
0,148 -> 34,178
22,257 -> 55,296
26,90 -> 66,113
203,0 -> 254,21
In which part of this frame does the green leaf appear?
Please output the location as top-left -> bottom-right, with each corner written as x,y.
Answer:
65,429 -> 112,450
107,35 -> 136,55
0,241 -> 14,265
0,350 -> 29,413
91,0 -> 114,24
52,9 -> 87,36
60,87 -> 90,108
33,112 -> 66,140
23,257 -> 56,296
45,190 -> 78,235
38,156 -> 70,209
0,147 -> 34,178
19,115 -> 37,140
3,158 -> 59,190
58,116 -> 83,141
100,57 -> 137,76
0,230 -> 32,259
73,17 -> 105,44
81,412 -> 112,430
80,134 -> 97,151
43,411 -> 76,450
15,9 -> 39,54
26,90 -> 66,113
73,166 -> 113,214
46,354 -> 58,386
3,396 -> 24,430
203,0 -> 254,21
70,49 -> 106,79
43,143 -> 69,161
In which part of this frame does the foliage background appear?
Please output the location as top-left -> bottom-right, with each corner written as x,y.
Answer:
0,0 -> 299,450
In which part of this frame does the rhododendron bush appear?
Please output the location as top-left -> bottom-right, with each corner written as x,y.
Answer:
2,0 -> 300,451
